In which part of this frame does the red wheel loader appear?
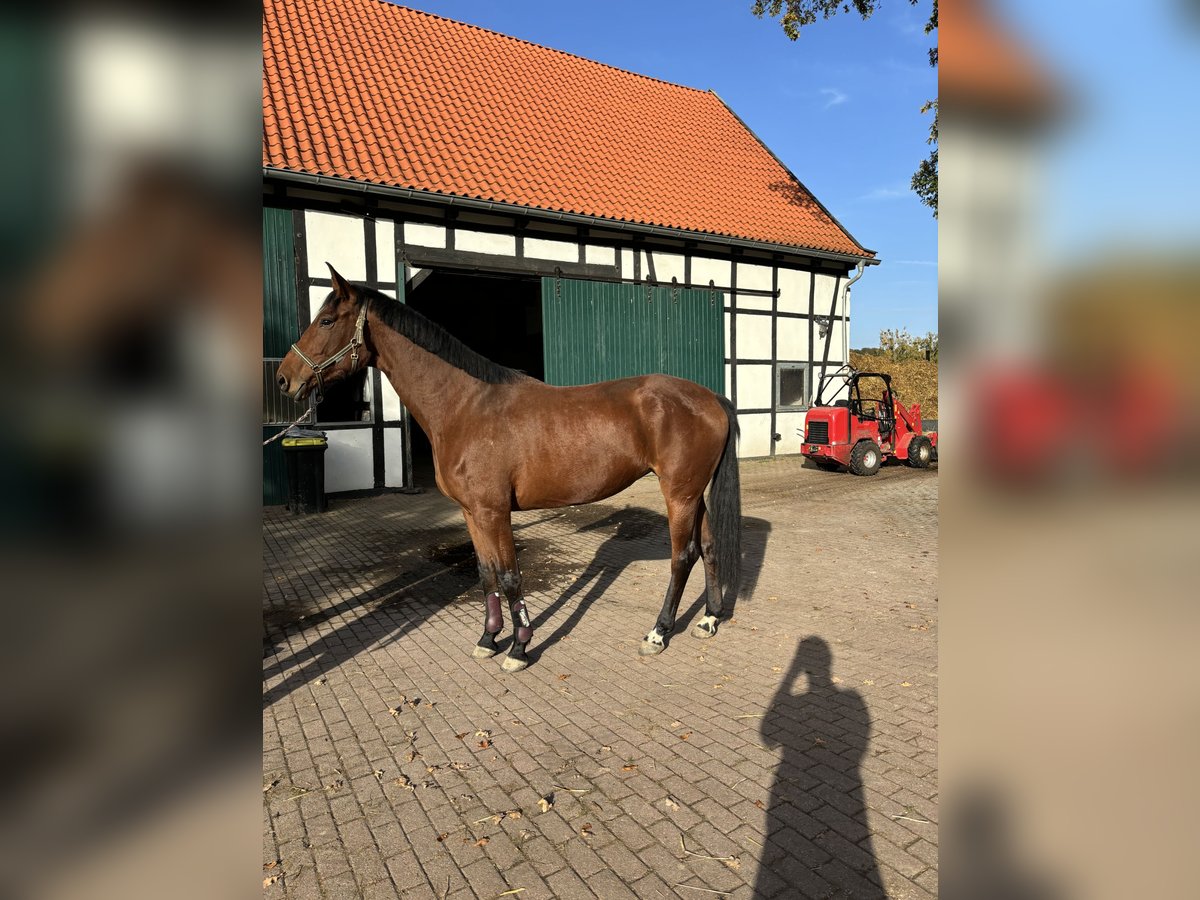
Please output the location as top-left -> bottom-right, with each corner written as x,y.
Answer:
800,367 -> 938,476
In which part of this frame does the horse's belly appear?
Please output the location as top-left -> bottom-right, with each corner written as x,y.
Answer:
512,455 -> 648,510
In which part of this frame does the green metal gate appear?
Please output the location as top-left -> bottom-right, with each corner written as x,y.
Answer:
541,277 -> 724,394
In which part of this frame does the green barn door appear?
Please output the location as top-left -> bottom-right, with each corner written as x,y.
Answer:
262,207 -> 299,505
541,278 -> 723,393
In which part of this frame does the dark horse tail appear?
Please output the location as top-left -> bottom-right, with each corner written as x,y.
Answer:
708,396 -> 742,600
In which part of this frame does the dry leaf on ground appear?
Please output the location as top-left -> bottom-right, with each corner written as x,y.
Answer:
537,797 -> 552,813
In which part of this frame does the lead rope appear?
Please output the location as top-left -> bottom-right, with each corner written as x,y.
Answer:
262,408 -> 314,446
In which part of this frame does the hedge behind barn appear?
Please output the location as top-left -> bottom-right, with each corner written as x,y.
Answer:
849,352 -> 939,419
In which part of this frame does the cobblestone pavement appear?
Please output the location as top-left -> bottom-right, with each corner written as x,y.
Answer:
263,455 -> 938,899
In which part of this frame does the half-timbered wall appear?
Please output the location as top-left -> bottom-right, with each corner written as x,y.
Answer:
263,189 -> 858,499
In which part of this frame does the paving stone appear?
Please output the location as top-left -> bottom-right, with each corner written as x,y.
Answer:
263,457 -> 937,900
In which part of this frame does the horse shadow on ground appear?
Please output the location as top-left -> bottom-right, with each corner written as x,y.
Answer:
526,509 -> 771,661
263,508 -> 771,705
262,513 -> 557,707
755,636 -> 887,898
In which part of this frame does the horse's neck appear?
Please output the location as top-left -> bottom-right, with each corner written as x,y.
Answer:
367,315 -> 478,436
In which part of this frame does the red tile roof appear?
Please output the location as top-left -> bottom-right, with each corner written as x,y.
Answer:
263,0 -> 872,259
940,0 -> 1062,120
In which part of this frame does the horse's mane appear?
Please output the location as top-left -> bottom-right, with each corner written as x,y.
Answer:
353,283 -> 532,385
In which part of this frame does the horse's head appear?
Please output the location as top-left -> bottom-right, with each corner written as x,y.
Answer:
277,264 -> 373,402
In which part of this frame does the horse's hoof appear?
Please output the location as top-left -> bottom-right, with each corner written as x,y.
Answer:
472,644 -> 497,659
500,655 -> 528,673
639,638 -> 665,656
691,616 -> 719,639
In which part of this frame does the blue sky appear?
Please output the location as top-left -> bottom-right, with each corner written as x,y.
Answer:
1002,0 -> 1200,260
403,0 -> 939,347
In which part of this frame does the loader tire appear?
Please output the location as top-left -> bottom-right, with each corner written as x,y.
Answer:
907,435 -> 933,469
849,440 -> 882,476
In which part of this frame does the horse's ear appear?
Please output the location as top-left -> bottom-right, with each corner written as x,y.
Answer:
327,264 -> 354,305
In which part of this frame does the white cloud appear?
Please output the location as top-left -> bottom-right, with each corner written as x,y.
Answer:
859,186 -> 907,201
820,87 -> 848,108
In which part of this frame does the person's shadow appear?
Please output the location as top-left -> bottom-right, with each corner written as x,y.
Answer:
940,784 -> 1062,900
757,637 -> 886,899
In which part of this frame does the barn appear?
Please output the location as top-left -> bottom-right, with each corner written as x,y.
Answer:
262,0 -> 877,503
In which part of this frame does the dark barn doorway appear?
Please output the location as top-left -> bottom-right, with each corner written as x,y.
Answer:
406,270 -> 543,486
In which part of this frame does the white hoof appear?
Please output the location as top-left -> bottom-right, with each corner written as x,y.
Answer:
639,630 -> 666,656
691,615 -> 719,639
471,644 -> 497,659
500,655 -> 529,673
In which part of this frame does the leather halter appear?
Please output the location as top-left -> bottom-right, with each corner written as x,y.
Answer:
290,303 -> 368,403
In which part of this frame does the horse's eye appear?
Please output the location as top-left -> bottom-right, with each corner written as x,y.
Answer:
319,318 -> 333,327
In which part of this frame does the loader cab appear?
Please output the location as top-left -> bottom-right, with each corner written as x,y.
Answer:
849,373 -> 896,442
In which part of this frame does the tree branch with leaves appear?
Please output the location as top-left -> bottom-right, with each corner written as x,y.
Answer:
752,0 -> 938,216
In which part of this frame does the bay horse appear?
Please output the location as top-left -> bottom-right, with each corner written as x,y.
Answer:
277,266 -> 741,672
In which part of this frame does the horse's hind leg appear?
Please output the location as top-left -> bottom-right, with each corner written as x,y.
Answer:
691,502 -> 723,640
640,497 -> 702,656
466,507 -> 534,672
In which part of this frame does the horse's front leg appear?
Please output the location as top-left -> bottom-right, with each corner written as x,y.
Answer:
462,509 -> 504,658
466,507 -> 534,672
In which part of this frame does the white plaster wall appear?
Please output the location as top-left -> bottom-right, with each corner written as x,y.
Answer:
309,285 -> 330,319
379,374 -> 403,422
456,229 -> 516,256
306,210 -> 366,280
585,244 -> 616,266
324,429 -> 374,493
404,222 -> 446,248
816,319 -> 847,364
777,267 -> 811,315
814,272 -> 843,319
736,314 -> 772,359
525,237 -> 577,262
384,428 -> 407,488
737,261 -> 772,290
737,364 -> 773,409
775,410 -> 807,455
620,247 -> 636,279
734,291 -> 772,312
640,250 -> 684,283
724,363 -> 731,400
691,255 -> 730,288
737,413 -> 772,458
376,219 -> 395,283
776,317 -> 807,361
